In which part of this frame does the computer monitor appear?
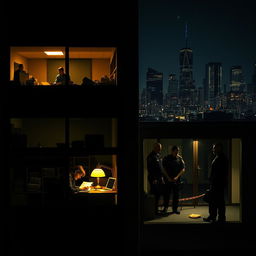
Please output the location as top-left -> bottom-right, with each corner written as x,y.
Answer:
105,177 -> 116,190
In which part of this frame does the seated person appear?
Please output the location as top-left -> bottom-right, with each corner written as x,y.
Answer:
69,165 -> 88,193
54,67 -> 73,85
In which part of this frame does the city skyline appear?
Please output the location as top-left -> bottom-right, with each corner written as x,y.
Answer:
139,0 -> 256,94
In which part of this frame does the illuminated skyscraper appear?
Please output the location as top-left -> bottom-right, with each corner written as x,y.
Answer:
179,24 -> 195,108
167,74 -> 178,107
205,63 -> 222,107
230,66 -> 244,92
168,74 -> 178,97
146,68 -> 163,105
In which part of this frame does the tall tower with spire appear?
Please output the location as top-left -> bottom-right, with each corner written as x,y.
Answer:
179,23 -> 195,109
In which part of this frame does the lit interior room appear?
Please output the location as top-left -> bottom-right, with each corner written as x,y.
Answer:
70,154 -> 118,205
9,117 -> 118,207
69,118 -> 118,205
143,138 -> 241,224
10,46 -> 117,86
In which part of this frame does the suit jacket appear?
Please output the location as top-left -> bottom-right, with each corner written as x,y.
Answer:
210,153 -> 228,190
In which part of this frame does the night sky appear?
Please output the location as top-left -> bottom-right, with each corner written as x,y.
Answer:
139,0 -> 256,94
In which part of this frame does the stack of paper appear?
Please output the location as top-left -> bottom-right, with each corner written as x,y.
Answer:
79,181 -> 93,189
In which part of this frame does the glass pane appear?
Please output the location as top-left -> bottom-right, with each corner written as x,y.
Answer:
70,154 -> 118,205
197,139 -> 230,204
143,139 -> 158,194
159,139 -> 194,204
10,118 -> 65,148
69,47 -> 117,86
9,166 -> 66,207
143,138 -> 194,206
10,46 -> 65,86
70,155 -> 117,182
143,137 -> 241,223
69,118 -> 117,148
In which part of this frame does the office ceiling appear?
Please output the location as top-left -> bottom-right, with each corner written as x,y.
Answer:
11,47 -> 115,59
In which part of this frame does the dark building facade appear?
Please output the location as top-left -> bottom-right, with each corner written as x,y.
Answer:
179,48 -> 195,108
2,1 -> 139,256
204,62 -> 222,108
167,73 -> 178,107
230,65 -> 244,92
146,67 -> 163,106
253,63 -> 256,83
168,74 -> 178,97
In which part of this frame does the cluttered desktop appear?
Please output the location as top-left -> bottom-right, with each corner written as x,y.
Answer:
78,177 -> 117,194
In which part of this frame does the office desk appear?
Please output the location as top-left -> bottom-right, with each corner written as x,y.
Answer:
74,187 -> 117,206
88,187 -> 117,194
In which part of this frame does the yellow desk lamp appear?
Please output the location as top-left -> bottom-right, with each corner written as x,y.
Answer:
90,168 -> 105,189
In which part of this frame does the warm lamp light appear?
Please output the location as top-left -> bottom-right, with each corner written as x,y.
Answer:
44,51 -> 64,56
91,168 -> 105,189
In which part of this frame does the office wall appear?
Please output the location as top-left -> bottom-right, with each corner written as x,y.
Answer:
69,118 -> 114,147
232,138 -> 241,204
11,57 -> 104,84
10,52 -> 28,80
92,59 -> 110,82
27,59 -> 47,84
47,59 -> 92,84
70,59 -> 91,85
11,117 -> 116,148
47,59 -> 65,84
11,118 -> 65,147
11,119 -> 23,129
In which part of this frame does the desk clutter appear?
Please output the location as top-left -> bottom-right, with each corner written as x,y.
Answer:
78,177 -> 116,193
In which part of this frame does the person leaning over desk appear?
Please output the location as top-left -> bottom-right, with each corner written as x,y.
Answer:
69,165 -> 88,193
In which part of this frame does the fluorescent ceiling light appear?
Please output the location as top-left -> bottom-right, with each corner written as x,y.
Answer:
44,51 -> 64,56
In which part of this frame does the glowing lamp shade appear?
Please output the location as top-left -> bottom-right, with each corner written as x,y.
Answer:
91,168 -> 105,189
44,51 -> 64,56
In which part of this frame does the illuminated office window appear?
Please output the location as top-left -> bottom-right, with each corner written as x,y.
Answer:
69,47 -> 117,86
10,46 -> 65,86
69,118 -> 118,204
10,46 -> 117,87
143,138 -> 241,223
70,154 -> 118,190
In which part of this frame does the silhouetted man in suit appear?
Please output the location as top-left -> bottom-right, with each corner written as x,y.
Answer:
204,143 -> 228,223
147,143 -> 166,215
14,64 -> 24,85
